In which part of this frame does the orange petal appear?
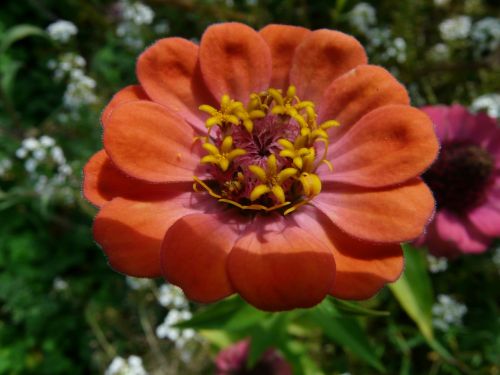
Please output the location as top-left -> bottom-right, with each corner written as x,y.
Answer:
137,38 -> 215,132
199,22 -> 272,103
290,29 -> 367,104
104,100 -> 202,183
101,85 -> 149,127
294,206 -> 403,300
318,65 -> 410,140
259,24 -> 310,90
162,213 -> 245,303
314,179 -> 435,243
93,193 -> 198,277
320,105 -> 439,187
227,215 -> 335,311
83,150 -> 184,207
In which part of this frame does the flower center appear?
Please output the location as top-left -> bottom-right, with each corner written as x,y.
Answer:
422,142 -> 494,214
193,86 -> 339,215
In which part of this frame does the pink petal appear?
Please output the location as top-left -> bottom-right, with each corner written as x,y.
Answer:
434,210 -> 491,254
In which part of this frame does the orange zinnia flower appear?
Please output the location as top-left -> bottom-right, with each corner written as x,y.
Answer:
83,23 -> 438,311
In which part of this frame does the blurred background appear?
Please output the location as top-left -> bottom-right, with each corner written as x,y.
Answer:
0,0 -> 499,374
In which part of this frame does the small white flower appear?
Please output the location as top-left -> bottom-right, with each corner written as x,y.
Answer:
471,18 -> 500,54
471,93 -> 500,119
63,69 -> 97,109
154,20 -> 170,35
53,277 -> 69,291
40,135 -> 55,147
22,137 -> 39,151
47,20 -> 78,43
427,254 -> 448,273
157,284 -> 188,309
105,357 -> 127,375
16,148 -> 28,159
439,16 -> 472,41
428,43 -> 451,61
434,0 -> 450,7
58,164 -> 72,176
51,146 -> 66,164
33,148 -> 47,161
156,309 -> 195,349
123,1 -> 154,26
105,355 -> 148,375
125,276 -> 153,290
432,294 -> 467,331
24,158 -> 37,173
349,2 -> 377,34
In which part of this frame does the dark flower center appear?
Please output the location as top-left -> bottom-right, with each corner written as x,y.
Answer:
422,142 -> 494,214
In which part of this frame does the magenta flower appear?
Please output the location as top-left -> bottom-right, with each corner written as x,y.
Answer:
215,340 -> 292,375
416,105 -> 500,257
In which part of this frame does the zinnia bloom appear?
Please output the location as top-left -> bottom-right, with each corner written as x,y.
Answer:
416,105 -> 500,257
215,339 -> 292,375
83,23 -> 438,311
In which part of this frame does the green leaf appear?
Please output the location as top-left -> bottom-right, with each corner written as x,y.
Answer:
309,299 -> 385,372
389,244 -> 434,341
0,57 -> 21,96
0,25 -> 46,54
331,298 -> 390,317
281,340 -> 323,375
389,244 -> 454,361
175,296 -> 244,330
247,313 -> 289,368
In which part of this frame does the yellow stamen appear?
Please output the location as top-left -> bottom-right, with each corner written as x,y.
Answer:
248,154 -> 297,203
200,136 -> 246,172
199,95 -> 244,130
194,85 -> 340,214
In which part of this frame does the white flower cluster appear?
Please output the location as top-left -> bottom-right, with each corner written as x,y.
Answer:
156,309 -> 196,350
47,53 -> 86,81
348,2 -> 377,34
155,284 -> 196,360
432,294 -> 467,331
348,4 -> 406,64
471,17 -> 500,55
48,53 -> 97,110
439,16 -> 472,41
105,355 -> 148,375
116,0 -> 154,49
427,254 -> 448,273
64,69 -> 97,109
157,283 -> 188,309
15,135 -> 72,195
471,93 -> 500,119
47,20 -> 78,43
367,28 -> 407,63
122,1 -> 154,26
0,158 -> 12,178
